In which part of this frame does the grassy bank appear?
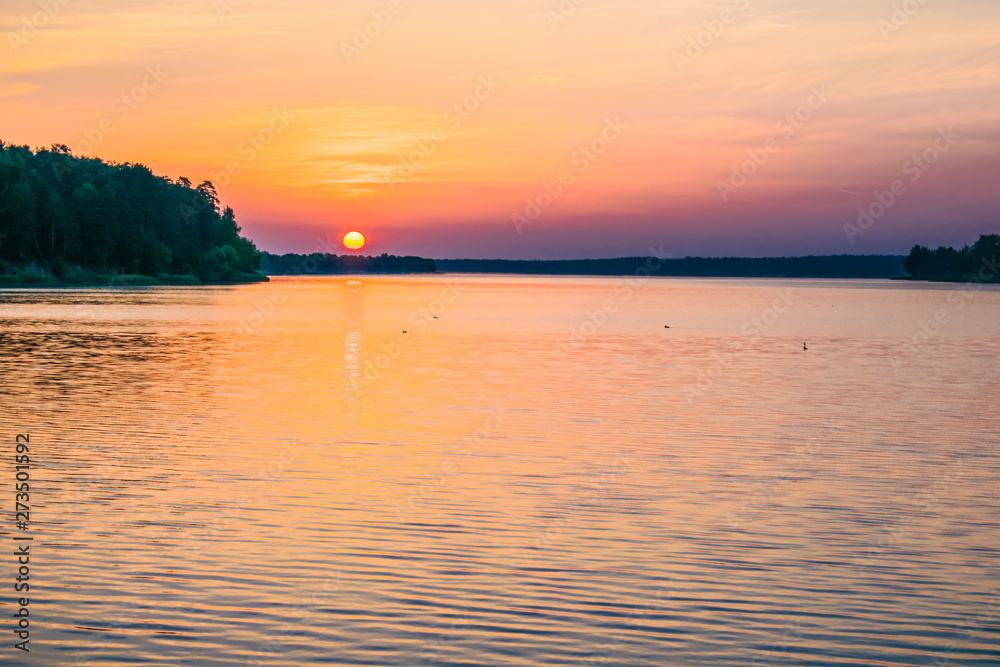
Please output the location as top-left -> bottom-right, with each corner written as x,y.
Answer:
0,261 -> 268,287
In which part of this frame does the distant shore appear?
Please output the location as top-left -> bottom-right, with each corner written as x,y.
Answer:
893,275 -> 999,284
7,253 -> 995,285
259,253 -> 907,279
435,255 -> 907,279
261,251 -> 437,275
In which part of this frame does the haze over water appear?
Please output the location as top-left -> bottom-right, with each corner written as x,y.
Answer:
2,275 -> 999,666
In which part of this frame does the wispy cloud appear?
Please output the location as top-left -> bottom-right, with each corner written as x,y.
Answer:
2,0 -> 998,256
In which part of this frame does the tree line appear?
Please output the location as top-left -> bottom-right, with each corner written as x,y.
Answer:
903,234 -> 999,282
0,141 -> 261,283
261,252 -> 437,275
437,255 -> 906,278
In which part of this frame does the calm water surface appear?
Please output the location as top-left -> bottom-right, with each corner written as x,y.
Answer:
1,275 -> 998,666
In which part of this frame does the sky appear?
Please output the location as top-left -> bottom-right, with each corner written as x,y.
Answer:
2,0 -> 999,259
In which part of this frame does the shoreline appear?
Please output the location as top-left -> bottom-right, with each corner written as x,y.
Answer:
5,273 -> 987,287
0,273 -> 270,288
892,275 -> 1000,284
4,272 -> 995,288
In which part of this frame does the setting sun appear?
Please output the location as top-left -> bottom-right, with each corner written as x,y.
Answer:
343,231 -> 366,251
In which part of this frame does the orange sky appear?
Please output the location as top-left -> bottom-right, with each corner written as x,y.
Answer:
2,0 -> 999,258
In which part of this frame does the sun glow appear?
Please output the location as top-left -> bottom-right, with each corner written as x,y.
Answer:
343,231 -> 366,251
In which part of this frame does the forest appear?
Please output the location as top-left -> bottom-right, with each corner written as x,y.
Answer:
0,141 -> 262,284
903,234 -> 1000,282
437,254 -> 906,278
261,252 -> 437,275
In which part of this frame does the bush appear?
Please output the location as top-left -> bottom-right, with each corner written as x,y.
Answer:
158,273 -> 201,285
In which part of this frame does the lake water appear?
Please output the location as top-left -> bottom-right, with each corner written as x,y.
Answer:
1,275 -> 999,666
